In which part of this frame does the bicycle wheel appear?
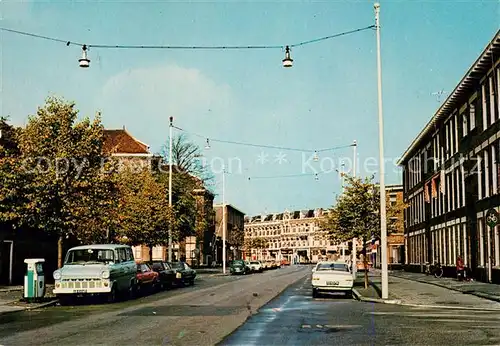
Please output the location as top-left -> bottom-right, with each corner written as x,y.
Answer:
434,268 -> 443,278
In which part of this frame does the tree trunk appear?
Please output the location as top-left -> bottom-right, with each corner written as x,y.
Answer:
58,236 -> 63,268
148,245 -> 153,262
363,243 -> 369,289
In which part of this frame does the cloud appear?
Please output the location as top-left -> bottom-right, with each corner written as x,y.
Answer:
96,64 -> 235,152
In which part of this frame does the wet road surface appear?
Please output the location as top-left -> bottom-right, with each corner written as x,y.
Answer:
220,274 -> 500,345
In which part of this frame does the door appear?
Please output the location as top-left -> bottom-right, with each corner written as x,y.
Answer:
0,241 -> 12,285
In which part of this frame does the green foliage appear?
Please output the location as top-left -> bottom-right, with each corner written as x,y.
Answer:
0,117 -> 24,225
15,96 -> 116,244
323,175 -> 379,242
322,175 -> 406,242
116,168 -> 171,247
244,237 -> 268,250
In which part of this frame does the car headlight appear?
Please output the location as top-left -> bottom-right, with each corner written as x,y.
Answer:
53,270 -> 61,280
101,270 -> 110,279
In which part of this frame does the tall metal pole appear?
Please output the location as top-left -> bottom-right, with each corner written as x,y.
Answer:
222,167 -> 227,274
168,116 -> 173,262
352,141 -> 358,278
375,2 -> 388,299
353,140 -> 357,177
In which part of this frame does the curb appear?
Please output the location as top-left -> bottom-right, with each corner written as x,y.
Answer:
352,288 -> 401,305
0,288 -> 22,293
0,299 -> 58,316
353,286 -> 500,312
390,273 -> 500,304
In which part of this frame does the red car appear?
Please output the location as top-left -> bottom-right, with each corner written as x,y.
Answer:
136,262 -> 159,294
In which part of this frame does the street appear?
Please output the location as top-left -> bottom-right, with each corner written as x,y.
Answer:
1,267 -> 500,345
0,266 -> 308,345
222,273 -> 500,345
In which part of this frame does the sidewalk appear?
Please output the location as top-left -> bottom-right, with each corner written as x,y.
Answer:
0,285 -> 57,315
389,270 -> 500,302
353,270 -> 500,310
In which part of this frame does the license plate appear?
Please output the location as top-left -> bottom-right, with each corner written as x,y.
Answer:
73,289 -> 87,293
326,281 -> 339,286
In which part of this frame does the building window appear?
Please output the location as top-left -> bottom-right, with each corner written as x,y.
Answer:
478,154 -> 483,200
470,104 -> 476,130
483,84 -> 488,131
490,76 -> 496,125
462,111 -> 468,137
485,149 -> 491,198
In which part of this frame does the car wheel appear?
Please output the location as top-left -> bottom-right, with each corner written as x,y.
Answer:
312,288 -> 319,298
58,295 -> 73,306
107,285 -> 117,303
127,281 -> 137,300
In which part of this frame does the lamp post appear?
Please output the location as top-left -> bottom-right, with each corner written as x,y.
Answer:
168,116 -> 173,262
222,166 -> 227,274
374,2 -> 389,300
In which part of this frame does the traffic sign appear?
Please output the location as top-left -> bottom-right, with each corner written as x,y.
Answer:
486,208 -> 499,228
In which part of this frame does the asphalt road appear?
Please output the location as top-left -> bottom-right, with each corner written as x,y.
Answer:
0,266 -> 310,345
220,274 -> 500,345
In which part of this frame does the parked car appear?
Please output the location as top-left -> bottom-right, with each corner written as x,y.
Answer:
281,259 -> 290,266
248,260 -> 263,272
149,261 -> 176,290
168,262 -> 196,286
53,244 -> 137,304
136,262 -> 159,294
229,260 -> 250,275
311,261 -> 353,298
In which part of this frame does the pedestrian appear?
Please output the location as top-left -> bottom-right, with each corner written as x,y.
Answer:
456,255 -> 465,281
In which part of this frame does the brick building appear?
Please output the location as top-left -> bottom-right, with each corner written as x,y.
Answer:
398,30 -> 500,282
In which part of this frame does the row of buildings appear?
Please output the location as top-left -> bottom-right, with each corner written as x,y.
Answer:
399,30 -> 500,283
243,184 -> 405,267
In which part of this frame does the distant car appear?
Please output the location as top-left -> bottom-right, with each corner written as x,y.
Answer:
281,259 -> 290,266
229,260 -> 251,275
168,262 -> 196,286
311,261 -> 354,298
248,261 -> 263,272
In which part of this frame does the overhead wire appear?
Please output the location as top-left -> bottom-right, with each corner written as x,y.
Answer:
172,125 -> 354,153
0,25 -> 375,50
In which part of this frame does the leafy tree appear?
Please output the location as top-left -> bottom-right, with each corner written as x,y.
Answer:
0,117 -> 24,226
322,175 -> 406,288
321,176 -> 376,288
16,96 -> 116,267
116,168 -> 171,260
244,237 -> 268,260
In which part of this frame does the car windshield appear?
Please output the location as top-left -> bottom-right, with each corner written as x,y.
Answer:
65,248 -> 115,265
316,263 -> 349,272
232,260 -> 244,266
169,262 -> 184,269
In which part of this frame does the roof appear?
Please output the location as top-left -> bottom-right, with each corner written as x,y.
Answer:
103,129 -> 150,155
398,30 -> 500,165
213,204 -> 245,216
68,244 -> 131,250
